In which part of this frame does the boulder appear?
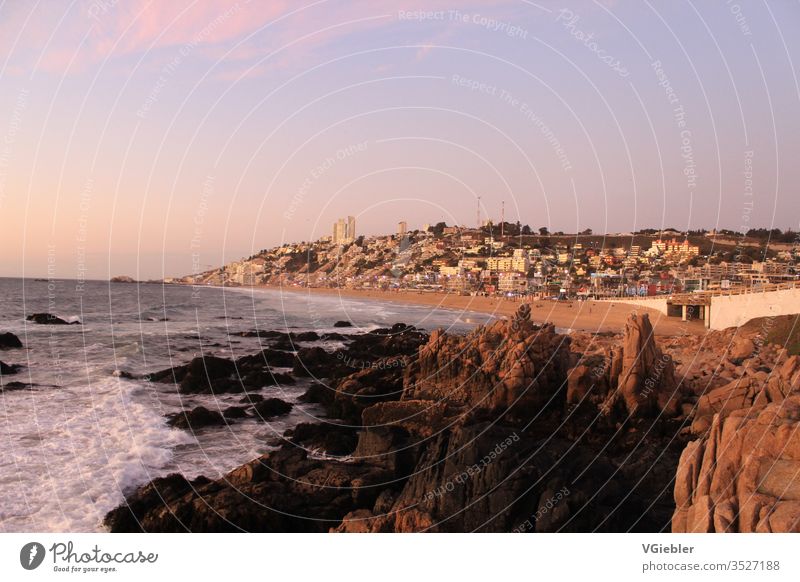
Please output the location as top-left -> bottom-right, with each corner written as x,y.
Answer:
292,347 -> 336,377
0,332 -> 22,349
673,397 -> 800,532
288,422 -> 358,456
691,354 -> 800,434
333,321 -> 353,328
239,393 -> 264,404
167,406 -> 226,430
253,398 -> 293,419
148,355 -> 241,394
223,406 -> 250,419
236,348 -> 296,369
298,382 -> 332,405
0,361 -> 21,375
729,337 -> 755,362
26,313 -> 79,325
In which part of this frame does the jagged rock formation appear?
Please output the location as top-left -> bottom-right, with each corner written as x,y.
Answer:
601,313 -> 681,418
669,313 -> 800,532
104,448 -> 394,532
104,310 -> 694,533
567,312 -> 681,419
403,314 -> 570,419
673,397 -> 800,532
691,354 -> 800,434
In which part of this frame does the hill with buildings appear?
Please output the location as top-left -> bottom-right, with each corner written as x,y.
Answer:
170,222 -> 798,299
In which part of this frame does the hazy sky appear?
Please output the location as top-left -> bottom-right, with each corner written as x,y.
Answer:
0,0 -> 798,279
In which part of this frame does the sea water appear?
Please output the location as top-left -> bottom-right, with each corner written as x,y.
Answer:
0,279 -> 492,531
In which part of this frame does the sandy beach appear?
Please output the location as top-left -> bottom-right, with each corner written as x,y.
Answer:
253,285 -> 706,336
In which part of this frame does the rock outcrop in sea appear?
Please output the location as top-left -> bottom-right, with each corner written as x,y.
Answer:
25,313 -> 79,325
0,332 -> 22,349
104,309 -> 800,533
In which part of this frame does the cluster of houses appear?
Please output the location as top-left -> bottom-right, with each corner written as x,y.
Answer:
173,223 -> 798,299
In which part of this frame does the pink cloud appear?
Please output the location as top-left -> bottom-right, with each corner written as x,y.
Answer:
1,0 -> 524,76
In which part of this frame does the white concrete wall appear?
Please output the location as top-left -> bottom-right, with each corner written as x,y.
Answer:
709,288 -> 800,330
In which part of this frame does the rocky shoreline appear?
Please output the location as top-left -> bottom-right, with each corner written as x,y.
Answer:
104,309 -> 800,532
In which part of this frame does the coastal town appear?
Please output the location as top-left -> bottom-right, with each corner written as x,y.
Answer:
172,216 -> 799,300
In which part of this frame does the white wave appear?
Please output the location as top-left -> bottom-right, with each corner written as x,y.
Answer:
0,378 -> 194,532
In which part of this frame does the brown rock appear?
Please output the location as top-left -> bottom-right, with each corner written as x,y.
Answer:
672,396 -> 800,532
729,337 -> 755,361
403,309 -> 570,419
600,313 -> 681,418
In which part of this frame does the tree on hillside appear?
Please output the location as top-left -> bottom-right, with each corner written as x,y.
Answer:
539,227 -> 550,236
431,222 -> 447,236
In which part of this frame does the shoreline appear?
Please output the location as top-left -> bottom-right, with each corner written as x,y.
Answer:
234,284 -> 706,336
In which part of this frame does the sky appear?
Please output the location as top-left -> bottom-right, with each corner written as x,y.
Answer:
0,0 -> 798,279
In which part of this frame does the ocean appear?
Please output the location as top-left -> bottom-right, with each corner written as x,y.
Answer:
0,278 -> 493,532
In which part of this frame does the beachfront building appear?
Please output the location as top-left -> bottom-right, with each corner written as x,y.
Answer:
498,272 -> 529,293
486,254 -> 529,273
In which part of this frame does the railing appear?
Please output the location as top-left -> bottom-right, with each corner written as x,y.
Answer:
601,295 -> 669,301
597,280 -> 799,303
671,280 -> 799,300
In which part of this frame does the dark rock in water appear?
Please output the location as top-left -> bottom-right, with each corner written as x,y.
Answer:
148,355 -> 238,394
239,393 -> 264,404
239,329 -> 289,339
110,275 -> 136,283
236,348 -> 295,369
292,346 -> 336,377
103,448 -> 389,532
240,329 -> 318,344
333,321 -> 353,328
26,313 -> 79,325
298,382 -> 332,404
256,370 -> 295,387
167,406 -> 226,429
321,332 -> 347,341
113,370 -> 137,380
341,325 -> 428,361
288,422 -> 358,456
104,473 -> 210,532
370,323 -> 415,336
0,361 -> 21,375
269,338 -> 295,351
148,349 -> 300,394
0,332 -> 22,349
253,398 -> 293,419
0,381 -> 33,392
223,406 -> 250,419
